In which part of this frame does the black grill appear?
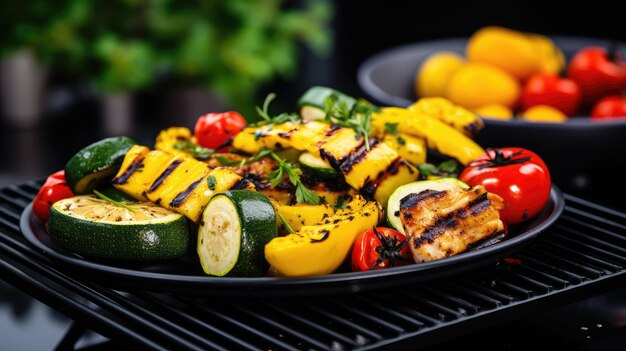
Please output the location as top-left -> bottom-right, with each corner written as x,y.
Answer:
1,181 -> 626,350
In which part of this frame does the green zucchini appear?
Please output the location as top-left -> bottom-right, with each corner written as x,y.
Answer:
386,178 -> 469,234
299,152 -> 338,179
65,136 -> 136,194
197,190 -> 277,277
48,195 -> 189,260
298,86 -> 357,121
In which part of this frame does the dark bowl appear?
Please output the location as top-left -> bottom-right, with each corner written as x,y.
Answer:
358,36 -> 626,209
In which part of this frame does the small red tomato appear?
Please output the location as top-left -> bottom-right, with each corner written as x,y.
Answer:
460,148 -> 551,225
33,170 -> 74,222
567,46 -> 626,106
590,95 -> 626,120
351,227 -> 412,272
520,74 -> 582,116
194,111 -> 247,150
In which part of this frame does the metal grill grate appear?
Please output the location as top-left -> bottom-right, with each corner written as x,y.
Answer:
1,181 -> 626,350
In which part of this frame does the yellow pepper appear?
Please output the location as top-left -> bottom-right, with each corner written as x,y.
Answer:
265,195 -> 380,277
409,97 -> 484,137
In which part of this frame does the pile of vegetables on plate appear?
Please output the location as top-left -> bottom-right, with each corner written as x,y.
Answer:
33,86 -> 553,278
415,26 -> 626,121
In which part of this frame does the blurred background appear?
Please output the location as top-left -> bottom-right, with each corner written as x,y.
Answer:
1,0 -> 625,202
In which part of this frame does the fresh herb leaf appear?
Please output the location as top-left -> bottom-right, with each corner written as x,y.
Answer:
396,136 -> 406,145
93,189 -> 136,212
216,156 -> 245,167
321,95 -> 375,150
295,182 -> 324,205
385,122 -> 399,135
417,160 -> 462,179
266,151 -> 323,205
174,141 -> 214,159
249,93 -> 299,128
206,175 -> 217,190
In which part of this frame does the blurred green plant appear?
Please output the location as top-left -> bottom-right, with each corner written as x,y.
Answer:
1,0 -> 332,114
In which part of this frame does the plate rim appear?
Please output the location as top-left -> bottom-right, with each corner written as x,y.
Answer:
357,35 -> 626,126
20,186 -> 565,295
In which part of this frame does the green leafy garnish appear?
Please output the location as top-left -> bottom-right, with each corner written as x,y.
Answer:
93,189 -> 136,212
216,148 -> 274,167
267,152 -> 323,205
206,175 -> 217,190
385,122 -> 399,135
322,95 -> 376,150
249,93 -> 299,128
417,159 -> 462,179
396,136 -> 406,145
174,141 -> 214,159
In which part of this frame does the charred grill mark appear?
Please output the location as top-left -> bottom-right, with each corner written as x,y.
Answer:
231,178 -> 251,190
339,138 -> 380,173
112,158 -> 144,184
148,160 -> 183,192
169,178 -> 202,207
310,229 -> 330,243
400,190 -> 447,211
244,173 -> 269,190
278,128 -> 298,139
360,157 -> 401,198
319,149 -> 343,170
325,124 -> 342,136
412,213 -> 458,248
410,189 -> 494,249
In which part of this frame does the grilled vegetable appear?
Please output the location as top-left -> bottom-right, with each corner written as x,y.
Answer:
264,195 -> 381,277
399,185 -> 505,262
48,195 -> 189,260
112,145 -> 254,223
298,86 -> 357,121
64,136 -> 136,194
299,152 -> 337,178
194,111 -> 247,150
408,97 -> 484,137
372,107 -> 485,165
197,190 -> 277,277
386,178 -> 469,233
362,159 -> 419,208
154,127 -> 195,156
33,170 -> 74,222
272,200 -> 335,233
351,227 -> 412,272
381,133 -> 427,166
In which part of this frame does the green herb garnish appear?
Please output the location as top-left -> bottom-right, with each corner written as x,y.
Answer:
249,93 -> 299,128
417,159 -> 462,179
267,152 -> 323,205
93,189 -> 136,212
322,95 -> 376,150
385,122 -> 399,135
174,141 -> 214,159
206,175 -> 217,190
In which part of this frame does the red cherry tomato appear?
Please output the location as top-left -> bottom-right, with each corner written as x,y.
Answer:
460,148 -> 551,225
567,47 -> 626,106
194,111 -> 247,150
351,227 -> 412,272
520,74 -> 582,116
590,95 -> 626,120
33,170 -> 74,222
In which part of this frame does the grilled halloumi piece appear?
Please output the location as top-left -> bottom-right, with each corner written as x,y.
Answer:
399,185 -> 504,263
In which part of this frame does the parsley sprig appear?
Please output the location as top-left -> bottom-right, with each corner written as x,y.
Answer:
267,152 -> 323,205
323,94 -> 376,150
249,93 -> 299,128
216,148 -> 273,167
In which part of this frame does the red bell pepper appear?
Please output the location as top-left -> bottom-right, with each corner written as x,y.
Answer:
33,170 -> 74,222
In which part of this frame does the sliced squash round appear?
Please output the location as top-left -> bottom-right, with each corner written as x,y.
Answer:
299,152 -> 338,179
48,195 -> 189,260
386,178 -> 469,234
197,190 -> 277,277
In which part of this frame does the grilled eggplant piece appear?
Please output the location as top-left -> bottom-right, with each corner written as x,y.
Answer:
112,145 -> 254,223
399,185 -> 505,263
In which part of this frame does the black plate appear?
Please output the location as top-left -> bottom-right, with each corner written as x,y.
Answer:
20,187 -> 564,298
357,36 -> 626,212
